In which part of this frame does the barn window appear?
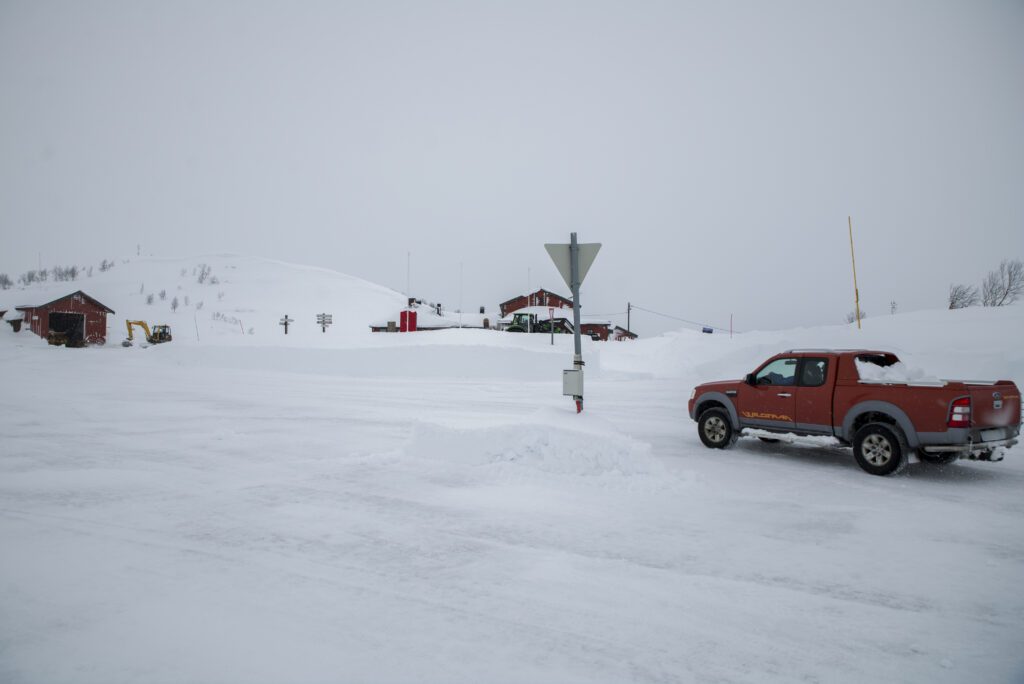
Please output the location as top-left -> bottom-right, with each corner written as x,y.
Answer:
73,294 -> 83,302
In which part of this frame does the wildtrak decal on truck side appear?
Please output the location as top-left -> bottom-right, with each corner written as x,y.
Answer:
741,411 -> 792,422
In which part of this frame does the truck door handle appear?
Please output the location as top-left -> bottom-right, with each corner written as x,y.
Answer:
777,392 -> 792,397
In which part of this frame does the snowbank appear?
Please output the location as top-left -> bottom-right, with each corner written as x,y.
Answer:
601,305 -> 1024,391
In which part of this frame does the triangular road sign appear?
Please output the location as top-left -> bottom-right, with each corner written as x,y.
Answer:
545,242 -> 601,290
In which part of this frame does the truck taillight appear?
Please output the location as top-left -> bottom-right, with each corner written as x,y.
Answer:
947,397 -> 971,428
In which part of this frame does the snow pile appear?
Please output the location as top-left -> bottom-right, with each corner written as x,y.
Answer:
855,359 -> 942,385
602,305 -> 1024,391
403,421 -> 666,483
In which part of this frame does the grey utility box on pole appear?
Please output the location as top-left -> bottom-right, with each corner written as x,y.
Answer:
545,233 -> 601,413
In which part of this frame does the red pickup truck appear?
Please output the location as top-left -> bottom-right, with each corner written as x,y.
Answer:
687,349 -> 1021,475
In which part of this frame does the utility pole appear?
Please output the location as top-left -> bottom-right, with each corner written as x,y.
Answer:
627,301 -> 631,333
848,216 -> 862,329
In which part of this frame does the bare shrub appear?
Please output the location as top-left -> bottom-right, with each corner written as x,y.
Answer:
948,283 -> 979,309
981,259 -> 1023,307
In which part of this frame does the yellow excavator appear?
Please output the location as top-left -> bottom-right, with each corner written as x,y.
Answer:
123,320 -> 173,347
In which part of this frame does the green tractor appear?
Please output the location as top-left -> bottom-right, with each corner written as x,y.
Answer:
506,312 -> 584,336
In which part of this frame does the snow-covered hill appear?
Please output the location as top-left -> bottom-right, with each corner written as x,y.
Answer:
0,254 -> 414,345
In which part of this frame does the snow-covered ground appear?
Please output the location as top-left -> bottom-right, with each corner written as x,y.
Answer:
2,261 -> 1023,683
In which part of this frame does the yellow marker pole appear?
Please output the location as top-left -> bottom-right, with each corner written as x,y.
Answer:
848,215 -> 861,329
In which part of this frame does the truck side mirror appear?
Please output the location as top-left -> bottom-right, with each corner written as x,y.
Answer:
745,373 -> 756,385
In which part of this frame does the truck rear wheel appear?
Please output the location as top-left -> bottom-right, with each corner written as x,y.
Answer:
698,408 -> 737,449
853,423 -> 907,476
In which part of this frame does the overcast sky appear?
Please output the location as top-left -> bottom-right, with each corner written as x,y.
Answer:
1,0 -> 1022,335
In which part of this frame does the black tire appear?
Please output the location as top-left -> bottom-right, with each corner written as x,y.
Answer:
698,408 -> 737,449
758,437 -> 781,444
506,326 -> 526,333
853,423 -> 908,476
918,451 -> 959,466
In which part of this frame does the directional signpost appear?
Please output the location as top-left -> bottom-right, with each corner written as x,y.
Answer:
545,233 -> 601,413
317,313 -> 333,333
279,315 -> 294,334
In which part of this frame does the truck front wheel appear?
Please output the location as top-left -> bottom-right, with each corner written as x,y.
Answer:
853,423 -> 907,476
698,408 -> 737,449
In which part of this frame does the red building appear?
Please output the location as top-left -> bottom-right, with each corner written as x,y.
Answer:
580,322 -> 611,341
612,325 -> 638,341
499,288 -> 573,318
16,290 -> 115,346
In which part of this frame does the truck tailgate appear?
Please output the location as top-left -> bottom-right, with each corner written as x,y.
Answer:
968,382 -> 1021,429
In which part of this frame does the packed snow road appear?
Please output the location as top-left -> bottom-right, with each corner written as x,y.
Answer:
2,343 -> 1023,683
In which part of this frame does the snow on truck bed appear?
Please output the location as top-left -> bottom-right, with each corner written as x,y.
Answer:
2,259 -> 1024,683
855,359 -> 944,385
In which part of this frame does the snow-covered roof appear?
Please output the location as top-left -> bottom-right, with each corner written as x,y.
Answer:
2,309 -> 24,321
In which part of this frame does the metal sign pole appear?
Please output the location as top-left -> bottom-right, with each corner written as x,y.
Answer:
570,232 -> 582,369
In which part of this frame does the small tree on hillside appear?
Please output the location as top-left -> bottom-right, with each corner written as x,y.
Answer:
159,289 -> 167,301
948,283 -> 980,309
0,273 -> 11,289
99,259 -> 114,272
171,296 -> 179,312
146,293 -> 155,305
845,310 -> 867,324
981,259 -> 1023,307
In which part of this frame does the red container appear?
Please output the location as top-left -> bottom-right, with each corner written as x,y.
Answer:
400,310 -> 417,332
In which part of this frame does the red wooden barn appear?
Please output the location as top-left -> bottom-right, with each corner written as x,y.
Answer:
499,288 -> 573,318
16,290 -> 115,346
580,322 -> 611,341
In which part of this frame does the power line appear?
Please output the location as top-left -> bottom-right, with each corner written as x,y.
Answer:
629,304 -> 738,333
